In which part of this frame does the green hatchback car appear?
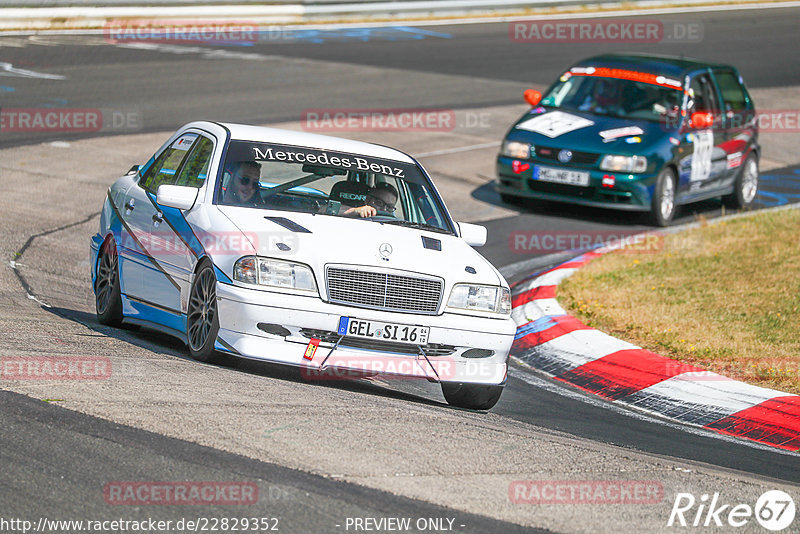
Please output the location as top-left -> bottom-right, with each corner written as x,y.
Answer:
496,53 -> 759,225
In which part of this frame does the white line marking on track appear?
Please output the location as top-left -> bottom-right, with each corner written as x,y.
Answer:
415,141 -> 500,158
114,42 -> 279,61
0,62 -> 64,80
26,293 -> 50,308
9,259 -> 51,307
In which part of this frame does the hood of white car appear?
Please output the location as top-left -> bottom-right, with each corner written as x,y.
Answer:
216,206 -> 504,288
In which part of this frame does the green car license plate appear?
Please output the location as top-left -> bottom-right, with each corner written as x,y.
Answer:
534,165 -> 590,186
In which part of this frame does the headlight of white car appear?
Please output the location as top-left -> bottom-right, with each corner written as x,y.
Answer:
447,284 -> 511,316
234,256 -> 317,293
501,140 -> 532,159
600,155 -> 648,173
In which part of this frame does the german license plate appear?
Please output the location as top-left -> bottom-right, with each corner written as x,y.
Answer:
338,317 -> 429,344
534,165 -> 590,186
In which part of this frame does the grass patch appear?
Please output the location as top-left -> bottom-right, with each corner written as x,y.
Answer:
560,209 -> 800,394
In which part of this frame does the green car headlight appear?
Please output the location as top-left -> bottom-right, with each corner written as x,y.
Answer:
501,140 -> 532,159
600,155 -> 648,174
447,284 -> 511,315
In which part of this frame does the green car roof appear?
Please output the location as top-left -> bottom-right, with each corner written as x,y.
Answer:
575,53 -> 734,79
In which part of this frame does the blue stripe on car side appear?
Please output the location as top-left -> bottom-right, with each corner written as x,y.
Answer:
146,191 -> 205,258
214,264 -> 233,284
106,191 -> 181,292
122,295 -> 187,334
144,191 -> 236,284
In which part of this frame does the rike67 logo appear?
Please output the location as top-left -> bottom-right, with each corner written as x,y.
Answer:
668,490 -> 795,531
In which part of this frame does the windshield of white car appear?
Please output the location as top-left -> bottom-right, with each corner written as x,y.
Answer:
542,75 -> 682,122
218,141 -> 454,234
377,219 -> 452,234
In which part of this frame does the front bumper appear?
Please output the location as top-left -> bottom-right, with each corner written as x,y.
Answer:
216,281 -> 515,385
496,156 -> 657,211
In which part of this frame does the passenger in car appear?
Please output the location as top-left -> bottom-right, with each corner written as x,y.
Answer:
580,78 -> 623,115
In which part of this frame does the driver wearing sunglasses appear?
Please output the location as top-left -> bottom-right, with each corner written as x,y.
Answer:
224,161 -> 263,207
344,182 -> 398,218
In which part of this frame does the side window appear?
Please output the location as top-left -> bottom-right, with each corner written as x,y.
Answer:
714,70 -> 749,112
140,133 -> 198,193
687,74 -> 720,114
175,136 -> 214,189
404,181 -> 441,226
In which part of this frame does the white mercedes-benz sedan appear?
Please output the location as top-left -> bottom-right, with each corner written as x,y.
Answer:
91,121 -> 516,409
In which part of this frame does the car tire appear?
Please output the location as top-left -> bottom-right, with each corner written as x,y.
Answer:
187,261 -> 220,362
499,192 -> 521,205
441,382 -> 504,410
723,153 -> 758,210
649,167 -> 678,227
95,238 -> 123,326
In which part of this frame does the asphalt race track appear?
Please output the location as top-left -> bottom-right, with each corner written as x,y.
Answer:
1,5 -> 799,532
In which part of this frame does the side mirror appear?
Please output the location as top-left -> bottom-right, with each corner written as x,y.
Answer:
457,222 -> 487,247
157,184 -> 198,210
524,89 -> 542,107
690,111 -> 714,129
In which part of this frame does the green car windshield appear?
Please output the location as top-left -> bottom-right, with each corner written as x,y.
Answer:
541,75 -> 683,122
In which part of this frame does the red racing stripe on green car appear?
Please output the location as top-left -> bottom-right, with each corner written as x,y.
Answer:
556,349 -> 705,401
704,396 -> 800,451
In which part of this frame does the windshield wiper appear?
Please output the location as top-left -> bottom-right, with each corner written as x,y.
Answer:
377,219 -> 453,234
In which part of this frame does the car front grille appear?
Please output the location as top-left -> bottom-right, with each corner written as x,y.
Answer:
535,146 -> 599,166
326,267 -> 442,314
300,329 -> 456,356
